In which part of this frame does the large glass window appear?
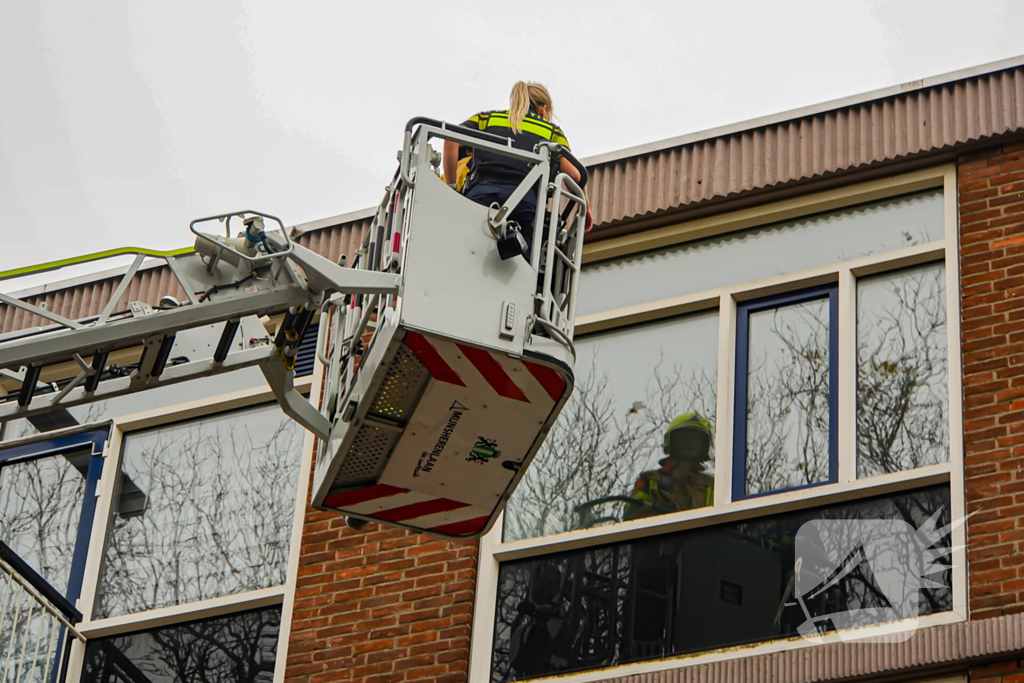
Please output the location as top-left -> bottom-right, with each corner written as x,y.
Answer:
578,190 -> 944,317
0,429 -> 107,600
492,486 -> 952,681
483,182 -> 960,681
94,404 -> 303,618
0,451 -> 89,595
857,264 -> 949,476
504,311 -> 719,542
735,287 -> 838,498
82,606 -> 281,683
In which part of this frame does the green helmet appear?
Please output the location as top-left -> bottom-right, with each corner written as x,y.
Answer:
661,411 -> 713,463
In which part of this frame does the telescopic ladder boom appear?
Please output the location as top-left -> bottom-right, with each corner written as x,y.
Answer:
0,118 -> 588,539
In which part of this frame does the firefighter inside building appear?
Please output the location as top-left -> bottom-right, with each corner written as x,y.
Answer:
572,411 -> 715,529
442,80 -> 594,258
624,411 -> 715,521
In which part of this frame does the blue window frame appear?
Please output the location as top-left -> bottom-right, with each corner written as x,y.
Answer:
733,285 -> 839,500
0,426 -> 109,604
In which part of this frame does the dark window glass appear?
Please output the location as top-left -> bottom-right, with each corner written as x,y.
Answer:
491,485 -> 952,681
82,606 -> 280,683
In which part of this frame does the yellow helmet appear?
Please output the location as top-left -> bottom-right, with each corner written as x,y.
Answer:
661,411 -> 713,464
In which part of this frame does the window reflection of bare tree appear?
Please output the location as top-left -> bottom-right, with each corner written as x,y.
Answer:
0,455 -> 85,592
857,266 -> 947,476
504,352 -> 717,541
744,300 -> 832,494
97,408 -> 302,618
83,607 -> 279,683
0,403 -> 113,593
745,267 -> 947,491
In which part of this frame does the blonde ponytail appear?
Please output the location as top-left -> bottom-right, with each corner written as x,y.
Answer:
508,81 -> 553,134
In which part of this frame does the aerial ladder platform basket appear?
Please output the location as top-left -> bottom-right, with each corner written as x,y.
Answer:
0,118 -> 587,539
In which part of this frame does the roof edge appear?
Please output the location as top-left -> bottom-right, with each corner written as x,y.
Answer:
292,205 -> 376,235
580,53 -> 1024,167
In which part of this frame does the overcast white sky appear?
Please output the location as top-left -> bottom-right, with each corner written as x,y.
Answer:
2,1 -> 1023,288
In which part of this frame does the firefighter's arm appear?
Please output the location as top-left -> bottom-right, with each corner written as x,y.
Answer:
443,141 -> 460,188
558,157 -> 593,232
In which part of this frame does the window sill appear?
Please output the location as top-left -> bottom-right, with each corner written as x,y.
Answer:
496,609 -> 967,683
494,462 -> 952,561
78,585 -> 286,639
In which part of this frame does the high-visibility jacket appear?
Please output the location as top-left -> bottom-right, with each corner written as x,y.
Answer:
624,469 -> 714,520
460,109 -> 571,189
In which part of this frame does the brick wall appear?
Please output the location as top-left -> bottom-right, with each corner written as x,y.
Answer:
959,141 -> 1024,622
971,661 -> 1024,683
284,508 -> 477,683
285,317 -> 479,683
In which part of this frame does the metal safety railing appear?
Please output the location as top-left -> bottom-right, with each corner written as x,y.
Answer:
0,541 -> 83,683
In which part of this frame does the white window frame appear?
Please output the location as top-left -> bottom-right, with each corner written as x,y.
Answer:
468,164 -> 966,683
57,372 -> 317,683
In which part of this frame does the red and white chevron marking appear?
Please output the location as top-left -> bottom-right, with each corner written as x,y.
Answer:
324,332 -> 569,537
404,331 -> 566,405
324,484 -> 492,537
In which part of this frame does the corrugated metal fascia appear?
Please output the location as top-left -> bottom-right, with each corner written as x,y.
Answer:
0,266 -> 186,335
582,53 -> 1024,168
590,613 -> 1024,683
585,66 -> 1024,233
294,217 -> 372,266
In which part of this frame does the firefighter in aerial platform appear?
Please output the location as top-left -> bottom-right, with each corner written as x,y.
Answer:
624,412 -> 715,520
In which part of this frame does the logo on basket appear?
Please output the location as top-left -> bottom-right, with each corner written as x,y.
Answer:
467,436 -> 501,464
413,401 -> 469,478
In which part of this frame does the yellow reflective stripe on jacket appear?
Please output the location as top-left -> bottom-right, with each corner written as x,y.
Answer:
465,109 -> 572,154
494,116 -> 552,139
480,111 -> 567,143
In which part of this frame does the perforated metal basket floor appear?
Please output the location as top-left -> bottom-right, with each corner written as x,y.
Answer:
331,342 -> 430,490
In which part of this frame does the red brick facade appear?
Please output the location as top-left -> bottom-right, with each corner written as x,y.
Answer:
972,661 -> 1024,683
960,141 -> 1024,624
284,506 -> 477,683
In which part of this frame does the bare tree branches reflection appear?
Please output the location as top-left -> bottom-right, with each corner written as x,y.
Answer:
83,606 -> 280,683
744,298 -> 831,494
857,264 -> 948,476
505,351 -> 717,542
96,405 -> 302,618
0,452 -> 87,593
